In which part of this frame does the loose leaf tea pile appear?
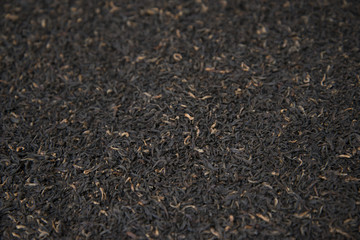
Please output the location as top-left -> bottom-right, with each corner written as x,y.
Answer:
1,0 -> 360,239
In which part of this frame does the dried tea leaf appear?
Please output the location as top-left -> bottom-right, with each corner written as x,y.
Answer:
241,62 -> 250,71
184,113 -> 194,121
256,213 -> 270,222
194,147 -> 204,153
173,53 -> 182,61
5,14 -> 19,21
210,228 -> 221,238
294,210 -> 311,219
